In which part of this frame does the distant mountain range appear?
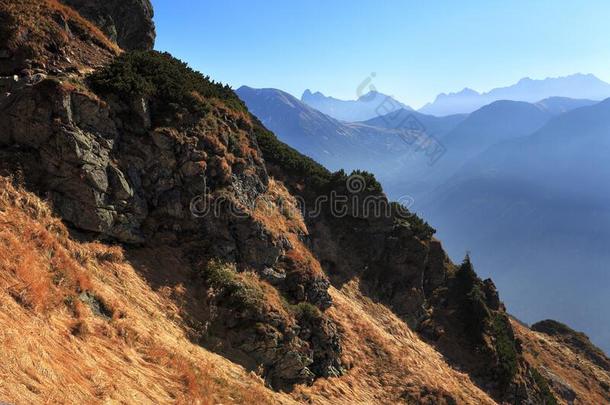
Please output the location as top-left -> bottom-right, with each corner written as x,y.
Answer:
419,73 -> 610,116
382,98 -> 577,198
301,89 -> 412,122
237,86 -> 461,174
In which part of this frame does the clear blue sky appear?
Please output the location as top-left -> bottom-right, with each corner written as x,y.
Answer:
152,0 -> 610,108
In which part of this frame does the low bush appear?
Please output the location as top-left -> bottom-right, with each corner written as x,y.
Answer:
454,256 -> 489,341
89,50 -> 245,123
391,202 -> 436,240
198,260 -> 264,311
290,301 -> 322,323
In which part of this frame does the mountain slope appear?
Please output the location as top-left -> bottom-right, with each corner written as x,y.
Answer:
237,86 -> 418,174
442,100 -> 553,147
420,74 -> 610,116
0,3 -> 503,402
236,86 -> 359,169
238,86 -> 464,180
535,96 -> 599,115
0,1 -> 607,404
514,319 -> 610,405
301,89 -> 412,122
362,108 -> 467,137
0,0 -> 120,75
3,174 -> 608,404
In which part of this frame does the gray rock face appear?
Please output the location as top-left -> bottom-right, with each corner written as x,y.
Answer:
60,0 -> 156,50
482,278 -> 501,310
307,209 -> 432,328
0,78 -> 270,244
0,74 -> 342,389
539,367 -> 577,404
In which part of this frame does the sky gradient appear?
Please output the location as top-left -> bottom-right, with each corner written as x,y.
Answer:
152,0 -> 610,108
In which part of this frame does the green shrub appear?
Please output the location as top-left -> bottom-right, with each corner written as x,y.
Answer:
453,256 -> 490,341
531,368 -> 559,405
198,260 -> 264,311
391,202 -> 436,240
491,313 -> 518,389
291,302 -> 322,323
89,50 -> 245,123
330,169 -> 383,195
455,254 -> 479,291
464,285 -> 490,340
454,256 -> 518,387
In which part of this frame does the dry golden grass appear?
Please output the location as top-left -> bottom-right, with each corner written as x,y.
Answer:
0,175 -> 498,405
253,179 -> 307,237
238,270 -> 294,322
512,320 -> 610,405
6,174 -> 605,405
253,178 -> 325,281
43,0 -> 121,52
294,280 -> 497,404
0,0 -> 119,73
0,177 -> 295,405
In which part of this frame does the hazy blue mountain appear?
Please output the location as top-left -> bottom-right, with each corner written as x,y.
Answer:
419,99 -> 610,353
383,100 -> 555,199
420,74 -> 610,116
237,86 -> 413,173
363,109 -> 467,138
535,96 -> 599,115
442,100 -> 552,146
237,86 -> 350,167
301,89 -> 413,122
239,86 -> 468,180
419,88 -> 483,117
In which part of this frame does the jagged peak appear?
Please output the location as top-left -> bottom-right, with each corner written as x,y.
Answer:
302,89 -> 327,99
435,87 -> 480,101
357,89 -> 382,100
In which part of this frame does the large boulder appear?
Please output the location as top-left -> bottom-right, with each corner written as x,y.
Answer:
60,0 -> 156,50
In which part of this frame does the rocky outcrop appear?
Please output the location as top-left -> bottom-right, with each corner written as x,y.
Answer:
2,79 -> 209,243
198,261 -> 342,389
60,0 -> 156,50
0,48 -> 341,389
